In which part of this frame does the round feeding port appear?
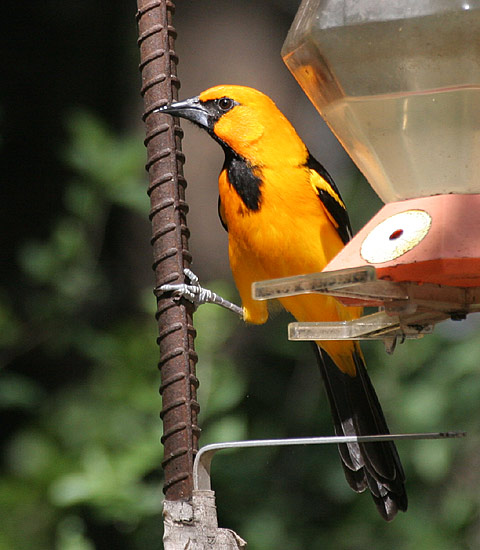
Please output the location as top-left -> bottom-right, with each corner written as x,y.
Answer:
361,210 -> 432,264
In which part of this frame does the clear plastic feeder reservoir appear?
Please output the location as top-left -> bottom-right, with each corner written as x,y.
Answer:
282,0 -> 480,203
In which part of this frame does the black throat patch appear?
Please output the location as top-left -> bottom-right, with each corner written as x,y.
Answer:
223,151 -> 262,212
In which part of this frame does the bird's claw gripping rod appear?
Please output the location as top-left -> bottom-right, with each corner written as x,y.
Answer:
155,268 -> 244,318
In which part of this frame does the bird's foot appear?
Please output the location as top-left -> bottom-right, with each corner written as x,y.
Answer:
155,268 -> 244,318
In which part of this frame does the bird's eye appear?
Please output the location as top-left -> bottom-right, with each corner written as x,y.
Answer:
217,97 -> 234,111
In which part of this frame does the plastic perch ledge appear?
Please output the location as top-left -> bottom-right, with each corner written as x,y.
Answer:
251,266 -> 480,352
193,432 -> 465,492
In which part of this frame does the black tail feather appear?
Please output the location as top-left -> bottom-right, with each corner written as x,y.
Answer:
313,344 -> 408,521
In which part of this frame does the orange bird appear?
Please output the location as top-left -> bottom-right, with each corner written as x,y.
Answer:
157,85 -> 407,520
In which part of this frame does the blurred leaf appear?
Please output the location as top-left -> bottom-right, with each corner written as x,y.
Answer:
201,414 -> 247,446
55,516 -> 94,550
65,111 -> 147,215
5,430 -> 57,479
0,373 -> 43,409
0,295 -> 22,349
63,181 -> 104,224
412,439 -> 452,482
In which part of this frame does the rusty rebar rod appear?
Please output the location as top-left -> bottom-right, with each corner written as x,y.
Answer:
136,0 -> 200,501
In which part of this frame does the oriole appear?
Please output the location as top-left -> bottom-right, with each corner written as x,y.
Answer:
158,85 -> 407,520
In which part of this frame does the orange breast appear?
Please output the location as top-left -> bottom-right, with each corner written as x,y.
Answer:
219,165 -> 362,375
219,165 -> 354,312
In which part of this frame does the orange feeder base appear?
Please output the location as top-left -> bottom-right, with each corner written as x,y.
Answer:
324,193 -> 480,288
252,194 -> 480,335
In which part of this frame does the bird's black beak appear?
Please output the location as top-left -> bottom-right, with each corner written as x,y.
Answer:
154,96 -> 210,130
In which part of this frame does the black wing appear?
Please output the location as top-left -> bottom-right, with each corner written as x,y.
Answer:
307,153 -> 352,245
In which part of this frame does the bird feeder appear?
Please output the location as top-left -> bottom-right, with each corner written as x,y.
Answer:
253,0 -> 480,349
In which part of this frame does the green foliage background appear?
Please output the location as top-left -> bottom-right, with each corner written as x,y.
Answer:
2,106 -> 480,550
2,2 -> 480,549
